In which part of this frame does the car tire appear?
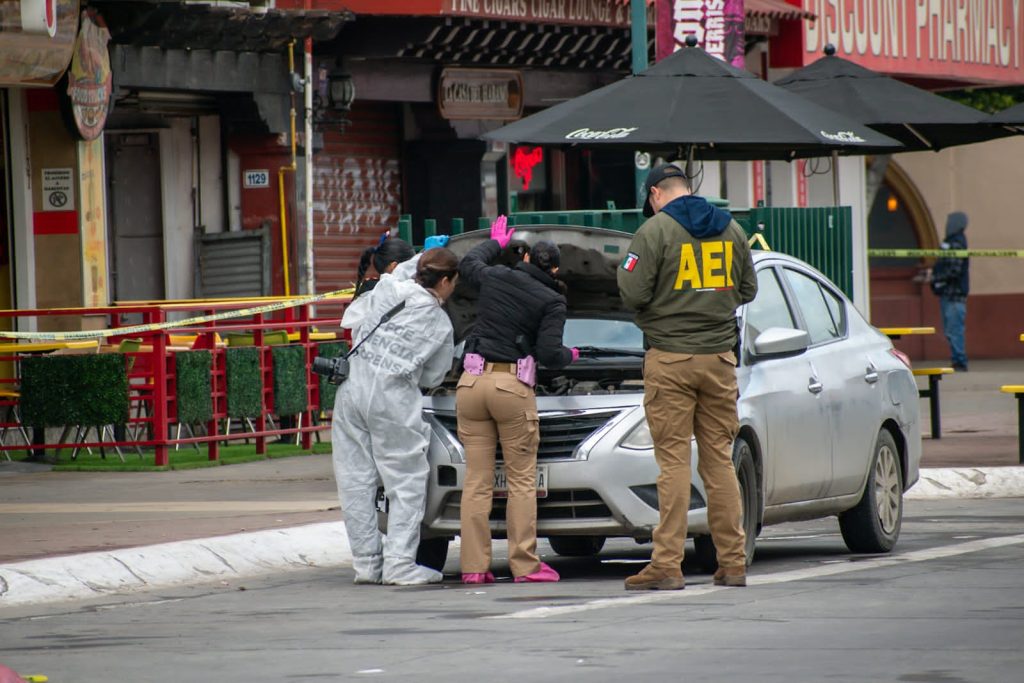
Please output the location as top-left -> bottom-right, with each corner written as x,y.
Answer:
689,436 -> 759,574
548,535 -> 606,557
839,429 -> 903,554
416,537 -> 450,572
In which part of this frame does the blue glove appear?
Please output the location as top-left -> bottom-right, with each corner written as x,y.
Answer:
423,234 -> 450,251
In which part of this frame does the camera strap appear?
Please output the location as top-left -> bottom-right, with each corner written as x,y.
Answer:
346,300 -> 407,359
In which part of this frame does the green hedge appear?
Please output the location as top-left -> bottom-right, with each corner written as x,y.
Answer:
21,354 -> 129,428
316,341 -> 347,412
225,347 -> 262,418
272,344 -> 307,416
175,351 -> 213,425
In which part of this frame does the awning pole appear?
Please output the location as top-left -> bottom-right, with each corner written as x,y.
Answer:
631,0 -> 648,208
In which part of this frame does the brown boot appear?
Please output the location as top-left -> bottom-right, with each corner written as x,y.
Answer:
624,564 -> 685,591
712,566 -> 747,587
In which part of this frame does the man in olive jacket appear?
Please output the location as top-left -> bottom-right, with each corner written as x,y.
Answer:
618,163 -> 757,591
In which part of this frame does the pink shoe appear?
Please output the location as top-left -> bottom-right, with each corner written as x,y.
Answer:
462,572 -> 495,584
514,562 -> 560,583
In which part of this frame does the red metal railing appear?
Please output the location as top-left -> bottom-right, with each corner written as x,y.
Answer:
0,297 -> 347,466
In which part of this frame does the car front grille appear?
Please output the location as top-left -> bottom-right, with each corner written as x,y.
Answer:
440,489 -> 612,522
431,411 -> 618,461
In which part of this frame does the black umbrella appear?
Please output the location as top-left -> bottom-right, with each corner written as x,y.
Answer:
774,46 -> 1013,151
988,101 -> 1024,126
483,39 -> 902,160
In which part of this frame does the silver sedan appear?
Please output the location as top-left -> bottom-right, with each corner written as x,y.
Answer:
406,227 -> 921,572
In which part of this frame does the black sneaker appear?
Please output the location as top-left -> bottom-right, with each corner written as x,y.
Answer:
952,363 -> 968,372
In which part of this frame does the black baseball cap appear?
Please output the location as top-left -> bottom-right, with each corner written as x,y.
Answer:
642,163 -> 687,217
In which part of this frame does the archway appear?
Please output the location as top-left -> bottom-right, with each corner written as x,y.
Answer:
868,159 -> 935,359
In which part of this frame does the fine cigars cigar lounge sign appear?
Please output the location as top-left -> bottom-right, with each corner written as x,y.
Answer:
438,68 -> 524,120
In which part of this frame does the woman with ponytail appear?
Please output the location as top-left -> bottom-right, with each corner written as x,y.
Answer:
354,234 -> 416,298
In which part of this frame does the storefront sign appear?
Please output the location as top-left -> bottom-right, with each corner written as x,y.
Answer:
65,10 -> 112,140
438,68 -> 524,120
79,138 -> 109,306
656,0 -> 746,67
803,0 -> 1024,84
329,0 -> 649,26
42,168 -> 75,212
0,0 -> 79,86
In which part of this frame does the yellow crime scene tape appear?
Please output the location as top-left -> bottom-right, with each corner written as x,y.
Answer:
868,248 -> 1024,258
748,233 -> 772,250
0,288 -> 355,341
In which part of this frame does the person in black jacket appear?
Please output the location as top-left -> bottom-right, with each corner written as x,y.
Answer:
929,212 -> 969,371
456,217 -> 578,584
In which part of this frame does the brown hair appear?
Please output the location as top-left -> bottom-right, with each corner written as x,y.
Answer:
415,248 -> 459,289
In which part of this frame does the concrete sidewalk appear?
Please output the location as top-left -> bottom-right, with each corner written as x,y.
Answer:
2,359 -> 1022,609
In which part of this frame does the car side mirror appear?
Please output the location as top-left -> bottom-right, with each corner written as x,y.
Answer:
751,327 -> 811,360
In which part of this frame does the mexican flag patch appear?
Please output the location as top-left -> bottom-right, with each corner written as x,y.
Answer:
621,252 -> 640,272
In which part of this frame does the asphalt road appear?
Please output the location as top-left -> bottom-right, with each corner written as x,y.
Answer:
3,498 -> 1023,683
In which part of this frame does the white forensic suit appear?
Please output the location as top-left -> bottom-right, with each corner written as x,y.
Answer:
332,257 -> 455,585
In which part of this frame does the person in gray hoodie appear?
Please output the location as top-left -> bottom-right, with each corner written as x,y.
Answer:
930,212 -> 969,371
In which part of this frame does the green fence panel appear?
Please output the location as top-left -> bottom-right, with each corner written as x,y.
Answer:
20,354 -> 129,428
225,347 -> 262,419
272,345 -> 308,416
175,351 -> 213,425
746,206 -> 854,299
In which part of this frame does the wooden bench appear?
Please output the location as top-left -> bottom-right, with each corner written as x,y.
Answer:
1000,385 -> 1024,464
913,367 -> 954,439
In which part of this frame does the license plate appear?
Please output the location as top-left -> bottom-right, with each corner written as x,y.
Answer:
494,464 -> 548,499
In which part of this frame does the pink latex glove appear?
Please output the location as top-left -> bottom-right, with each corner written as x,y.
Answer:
0,663 -> 26,683
490,214 -> 515,248
571,347 -> 580,362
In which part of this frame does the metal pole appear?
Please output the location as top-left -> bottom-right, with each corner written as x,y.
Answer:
304,37 -> 315,297
631,0 -> 648,208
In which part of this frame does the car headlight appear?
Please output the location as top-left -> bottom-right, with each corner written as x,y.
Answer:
620,418 -> 654,450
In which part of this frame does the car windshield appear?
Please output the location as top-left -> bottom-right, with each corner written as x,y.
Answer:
562,318 -> 645,352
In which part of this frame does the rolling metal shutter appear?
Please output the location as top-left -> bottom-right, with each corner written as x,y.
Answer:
313,102 -> 403,302
194,227 -> 270,298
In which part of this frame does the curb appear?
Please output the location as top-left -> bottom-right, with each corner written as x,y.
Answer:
0,522 -> 353,609
2,467 -> 1022,610
906,466 -> 1024,500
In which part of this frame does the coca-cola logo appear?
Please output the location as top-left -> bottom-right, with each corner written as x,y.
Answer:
66,10 -> 112,141
820,130 -> 867,143
565,127 -> 639,140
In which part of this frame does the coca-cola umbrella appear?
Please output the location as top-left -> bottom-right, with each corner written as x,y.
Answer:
482,37 -> 903,160
774,46 -> 1013,151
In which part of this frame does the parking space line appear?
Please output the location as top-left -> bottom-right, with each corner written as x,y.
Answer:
490,534 -> 1024,620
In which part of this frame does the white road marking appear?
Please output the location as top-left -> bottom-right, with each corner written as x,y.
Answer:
489,534 -> 1024,620
0,501 -> 337,514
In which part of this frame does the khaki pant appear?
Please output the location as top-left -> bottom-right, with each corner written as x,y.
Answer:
456,366 -> 541,577
644,348 -> 745,571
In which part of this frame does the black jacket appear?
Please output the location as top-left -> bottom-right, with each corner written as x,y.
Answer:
460,239 -> 573,369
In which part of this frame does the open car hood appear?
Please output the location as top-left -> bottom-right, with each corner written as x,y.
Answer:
445,225 -> 636,343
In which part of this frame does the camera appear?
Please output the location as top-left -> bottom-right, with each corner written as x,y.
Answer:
311,355 -> 350,385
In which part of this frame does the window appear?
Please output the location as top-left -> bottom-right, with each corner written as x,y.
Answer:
783,268 -> 845,344
744,268 -> 795,341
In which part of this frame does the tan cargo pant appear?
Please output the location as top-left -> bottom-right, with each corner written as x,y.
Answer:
456,365 -> 542,578
644,348 -> 746,571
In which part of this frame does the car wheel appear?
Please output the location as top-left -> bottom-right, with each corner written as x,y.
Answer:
839,429 -> 903,553
548,536 -> 606,557
690,436 -> 759,574
416,537 -> 450,572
